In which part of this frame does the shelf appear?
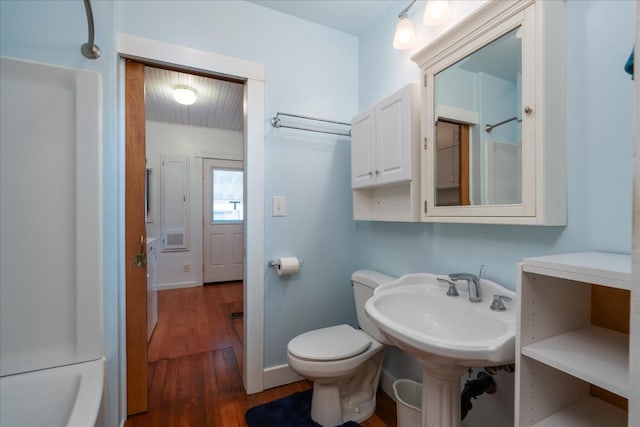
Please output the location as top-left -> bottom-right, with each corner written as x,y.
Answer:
521,325 -> 629,398
532,396 -> 627,427
522,252 -> 631,290
352,180 -> 420,222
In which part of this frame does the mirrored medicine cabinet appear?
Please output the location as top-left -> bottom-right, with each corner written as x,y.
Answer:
412,0 -> 566,225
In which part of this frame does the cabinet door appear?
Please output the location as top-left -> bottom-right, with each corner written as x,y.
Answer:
351,107 -> 376,188
375,86 -> 412,186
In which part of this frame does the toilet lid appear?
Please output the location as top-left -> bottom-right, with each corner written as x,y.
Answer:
288,324 -> 371,361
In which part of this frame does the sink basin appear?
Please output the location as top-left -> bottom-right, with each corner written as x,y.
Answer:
364,272 -> 515,366
364,272 -> 516,427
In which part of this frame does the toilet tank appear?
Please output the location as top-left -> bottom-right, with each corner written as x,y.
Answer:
352,270 -> 395,343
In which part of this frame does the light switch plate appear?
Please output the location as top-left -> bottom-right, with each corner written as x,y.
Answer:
272,196 -> 286,217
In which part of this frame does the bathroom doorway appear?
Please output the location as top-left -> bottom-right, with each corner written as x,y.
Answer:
122,39 -> 265,415
435,120 -> 471,206
126,61 -> 246,414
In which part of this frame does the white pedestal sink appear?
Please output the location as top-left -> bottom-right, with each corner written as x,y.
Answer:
364,273 -> 515,427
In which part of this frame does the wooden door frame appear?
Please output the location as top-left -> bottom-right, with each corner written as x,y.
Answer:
118,33 -> 266,417
435,120 -> 471,206
125,60 -> 149,415
459,124 -> 470,206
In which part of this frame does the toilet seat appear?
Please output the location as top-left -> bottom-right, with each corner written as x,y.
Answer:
287,324 -> 371,361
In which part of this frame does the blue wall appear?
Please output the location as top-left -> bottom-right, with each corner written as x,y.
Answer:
356,0 -> 635,404
2,1 -> 359,424
117,1 -> 361,369
0,1 -> 120,426
357,0 -> 634,288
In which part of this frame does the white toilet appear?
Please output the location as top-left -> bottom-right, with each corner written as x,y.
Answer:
287,270 -> 394,427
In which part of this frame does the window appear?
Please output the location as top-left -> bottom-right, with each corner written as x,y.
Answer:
211,168 -> 243,223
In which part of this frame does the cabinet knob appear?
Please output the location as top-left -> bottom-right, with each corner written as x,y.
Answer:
368,171 -> 373,176
524,105 -> 533,115
375,170 -> 380,175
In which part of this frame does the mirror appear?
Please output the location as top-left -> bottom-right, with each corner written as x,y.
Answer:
434,28 -> 522,207
413,0 -> 566,225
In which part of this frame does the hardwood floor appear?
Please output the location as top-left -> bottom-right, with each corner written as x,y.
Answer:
146,283 -> 244,370
126,282 -> 397,426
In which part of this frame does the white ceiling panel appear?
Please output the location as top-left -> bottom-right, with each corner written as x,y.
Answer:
144,66 -> 244,132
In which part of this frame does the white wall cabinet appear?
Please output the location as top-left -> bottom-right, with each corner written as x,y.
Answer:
351,84 -> 417,189
412,0 -> 566,225
516,252 -> 631,426
351,84 -> 421,221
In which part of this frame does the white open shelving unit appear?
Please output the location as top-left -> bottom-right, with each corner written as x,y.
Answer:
516,252 -> 631,426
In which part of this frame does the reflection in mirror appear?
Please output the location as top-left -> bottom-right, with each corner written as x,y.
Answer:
434,27 -> 522,207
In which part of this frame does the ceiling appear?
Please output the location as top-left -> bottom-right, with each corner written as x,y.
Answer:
145,66 -> 244,131
143,1 -> 398,132
246,0 -> 396,36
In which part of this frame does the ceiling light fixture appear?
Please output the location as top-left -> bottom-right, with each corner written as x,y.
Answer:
393,0 -> 419,50
173,85 -> 197,105
423,0 -> 451,26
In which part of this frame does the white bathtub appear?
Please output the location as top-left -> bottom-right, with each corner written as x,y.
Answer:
0,358 -> 105,427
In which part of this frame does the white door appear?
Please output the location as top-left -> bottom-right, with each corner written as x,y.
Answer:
203,159 -> 244,283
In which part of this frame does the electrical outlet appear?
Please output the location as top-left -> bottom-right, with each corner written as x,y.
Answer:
272,196 -> 286,217
183,263 -> 190,273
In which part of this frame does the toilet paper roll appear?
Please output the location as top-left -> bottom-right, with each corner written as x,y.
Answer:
276,257 -> 300,276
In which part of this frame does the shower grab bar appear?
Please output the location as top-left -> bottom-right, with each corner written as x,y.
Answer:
271,112 -> 351,137
81,0 -> 101,59
485,116 -> 521,133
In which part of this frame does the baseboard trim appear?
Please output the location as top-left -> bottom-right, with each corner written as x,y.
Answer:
260,364 -> 399,402
155,281 -> 201,291
262,364 -> 304,390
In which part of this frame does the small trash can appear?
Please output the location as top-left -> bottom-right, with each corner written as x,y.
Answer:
393,379 -> 422,427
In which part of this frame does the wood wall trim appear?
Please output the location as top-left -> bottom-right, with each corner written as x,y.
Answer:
125,60 -> 149,415
590,284 -> 630,410
459,125 -> 470,206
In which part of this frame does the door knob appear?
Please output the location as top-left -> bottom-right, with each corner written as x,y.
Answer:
133,235 -> 147,268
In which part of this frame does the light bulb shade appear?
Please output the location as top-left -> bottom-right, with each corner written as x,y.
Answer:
173,85 -> 197,105
393,17 -> 416,50
423,0 -> 451,26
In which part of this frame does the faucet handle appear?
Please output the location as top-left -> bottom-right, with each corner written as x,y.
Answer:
490,294 -> 512,311
437,278 -> 459,297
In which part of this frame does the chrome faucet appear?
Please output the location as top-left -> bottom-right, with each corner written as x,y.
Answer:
449,267 -> 484,303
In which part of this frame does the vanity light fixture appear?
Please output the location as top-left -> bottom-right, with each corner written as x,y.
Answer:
394,0 -> 451,50
423,0 -> 451,26
393,13 -> 416,50
172,85 -> 197,105
393,0 -> 418,50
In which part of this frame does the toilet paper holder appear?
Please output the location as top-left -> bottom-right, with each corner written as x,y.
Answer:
268,258 -> 303,267
269,257 -> 303,276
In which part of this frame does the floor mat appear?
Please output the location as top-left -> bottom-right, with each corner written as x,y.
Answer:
245,389 -> 361,427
